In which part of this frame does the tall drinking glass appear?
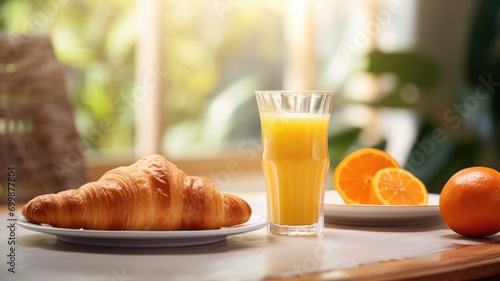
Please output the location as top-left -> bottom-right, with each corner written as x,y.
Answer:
255,91 -> 335,236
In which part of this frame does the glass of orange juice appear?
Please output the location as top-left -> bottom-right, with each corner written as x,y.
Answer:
255,91 -> 335,236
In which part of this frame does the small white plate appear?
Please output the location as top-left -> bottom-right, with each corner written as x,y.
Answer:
324,190 -> 440,226
17,214 -> 268,248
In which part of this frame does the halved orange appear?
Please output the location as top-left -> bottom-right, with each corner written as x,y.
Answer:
334,148 -> 400,204
371,167 -> 428,205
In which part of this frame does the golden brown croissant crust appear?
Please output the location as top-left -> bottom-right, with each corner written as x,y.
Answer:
22,154 -> 252,230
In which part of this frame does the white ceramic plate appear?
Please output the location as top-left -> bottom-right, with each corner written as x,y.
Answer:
324,190 -> 440,226
17,214 -> 268,248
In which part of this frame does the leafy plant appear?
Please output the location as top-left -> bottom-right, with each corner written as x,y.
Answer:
330,0 -> 500,193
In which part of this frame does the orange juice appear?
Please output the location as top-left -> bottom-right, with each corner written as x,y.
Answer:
261,113 -> 330,225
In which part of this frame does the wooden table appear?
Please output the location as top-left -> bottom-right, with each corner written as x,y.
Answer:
2,194 -> 500,281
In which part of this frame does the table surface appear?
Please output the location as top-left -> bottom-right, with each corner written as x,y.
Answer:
2,192 -> 500,281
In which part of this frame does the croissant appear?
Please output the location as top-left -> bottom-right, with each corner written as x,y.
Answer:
22,154 -> 252,230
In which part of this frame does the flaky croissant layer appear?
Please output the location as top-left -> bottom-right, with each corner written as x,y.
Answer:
22,154 -> 252,230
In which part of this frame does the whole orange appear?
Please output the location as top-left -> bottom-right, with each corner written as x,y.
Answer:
439,167 -> 500,237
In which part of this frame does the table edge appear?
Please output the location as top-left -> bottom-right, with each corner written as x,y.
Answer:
264,242 -> 500,281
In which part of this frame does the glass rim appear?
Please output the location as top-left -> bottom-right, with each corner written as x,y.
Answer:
255,90 -> 335,95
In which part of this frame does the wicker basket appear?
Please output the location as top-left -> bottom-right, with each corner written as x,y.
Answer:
0,34 -> 87,203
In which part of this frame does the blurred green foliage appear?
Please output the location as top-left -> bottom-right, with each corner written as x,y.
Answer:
1,0 -> 136,151
161,1 -> 283,154
0,0 -> 283,157
329,0 -> 500,193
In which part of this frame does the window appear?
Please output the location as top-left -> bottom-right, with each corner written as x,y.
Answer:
0,0 -> 414,175
3,0 -> 491,194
